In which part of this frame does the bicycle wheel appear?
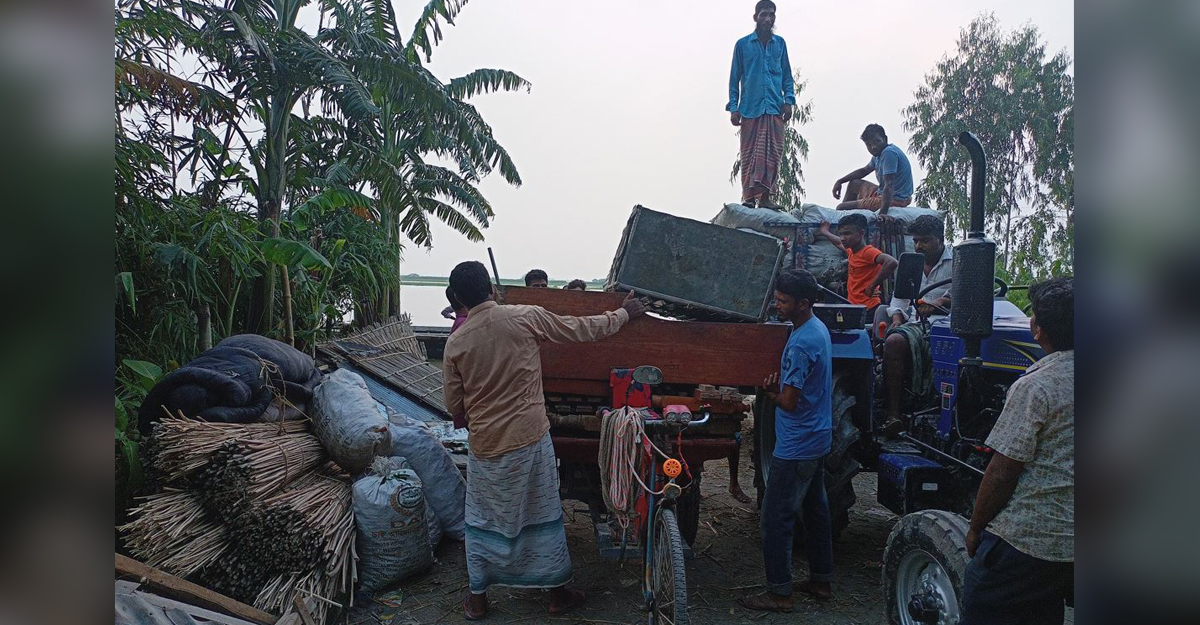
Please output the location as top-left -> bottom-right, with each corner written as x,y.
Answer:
650,508 -> 689,625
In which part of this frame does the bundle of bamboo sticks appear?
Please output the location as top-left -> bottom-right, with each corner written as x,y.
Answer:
123,415 -> 359,622
149,414 -> 309,481
119,489 -> 228,578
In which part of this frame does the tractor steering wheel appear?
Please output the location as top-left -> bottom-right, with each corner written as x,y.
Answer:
912,276 -> 1009,317
916,276 -> 1009,302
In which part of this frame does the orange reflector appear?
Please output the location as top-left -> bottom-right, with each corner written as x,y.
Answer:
663,458 -> 682,478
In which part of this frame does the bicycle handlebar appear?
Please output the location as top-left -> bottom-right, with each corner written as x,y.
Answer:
641,409 -> 711,428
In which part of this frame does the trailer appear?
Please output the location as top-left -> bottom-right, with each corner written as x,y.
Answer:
501,285 -> 787,549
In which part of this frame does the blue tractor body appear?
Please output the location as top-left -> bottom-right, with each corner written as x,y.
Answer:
854,298 -> 1041,520
831,327 -> 875,361
929,299 -> 1042,439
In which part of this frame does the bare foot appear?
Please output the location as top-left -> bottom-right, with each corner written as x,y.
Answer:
729,487 -> 752,504
548,586 -> 586,615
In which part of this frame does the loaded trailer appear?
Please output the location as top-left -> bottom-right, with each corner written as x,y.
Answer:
518,131 -> 1042,625
501,285 -> 787,547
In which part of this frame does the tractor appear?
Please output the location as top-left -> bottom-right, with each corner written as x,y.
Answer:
752,132 -> 1040,625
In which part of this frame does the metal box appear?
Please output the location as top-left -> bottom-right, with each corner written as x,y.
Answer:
814,304 -> 867,330
606,205 -> 785,322
877,453 -> 953,516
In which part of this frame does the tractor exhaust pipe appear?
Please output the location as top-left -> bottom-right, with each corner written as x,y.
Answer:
958,131 -> 987,239
950,131 -> 996,436
950,131 -> 996,352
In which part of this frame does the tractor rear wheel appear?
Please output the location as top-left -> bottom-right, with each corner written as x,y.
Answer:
751,373 -> 860,539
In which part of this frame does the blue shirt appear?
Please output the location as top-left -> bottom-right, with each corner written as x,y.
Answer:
868,144 -> 914,201
774,316 -> 833,460
727,33 -> 796,120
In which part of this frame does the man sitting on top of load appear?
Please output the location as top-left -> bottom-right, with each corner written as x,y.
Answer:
831,124 -> 914,214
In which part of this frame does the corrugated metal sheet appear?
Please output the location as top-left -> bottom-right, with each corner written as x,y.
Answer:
339,361 -> 446,423
115,581 -> 259,625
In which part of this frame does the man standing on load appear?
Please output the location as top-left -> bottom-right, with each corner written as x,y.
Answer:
443,261 -> 645,620
832,123 -> 914,214
728,0 -> 795,210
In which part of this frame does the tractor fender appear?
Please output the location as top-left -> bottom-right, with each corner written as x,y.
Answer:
831,328 -> 874,361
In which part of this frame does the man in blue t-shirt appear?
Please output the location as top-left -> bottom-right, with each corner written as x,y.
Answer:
832,123 -> 914,214
738,269 -> 835,613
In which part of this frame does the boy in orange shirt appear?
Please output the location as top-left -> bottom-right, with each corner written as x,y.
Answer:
816,215 -> 898,325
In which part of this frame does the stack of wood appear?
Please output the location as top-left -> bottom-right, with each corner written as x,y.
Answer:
120,414 -> 356,624
696,384 -> 746,404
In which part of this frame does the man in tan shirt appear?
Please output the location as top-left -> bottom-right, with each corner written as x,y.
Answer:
443,261 -> 644,620
962,276 -> 1073,625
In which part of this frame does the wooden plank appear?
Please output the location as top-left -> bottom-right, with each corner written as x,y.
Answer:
115,553 -> 277,625
501,286 -> 787,388
291,596 -> 318,625
542,379 -> 609,397
498,284 -> 627,313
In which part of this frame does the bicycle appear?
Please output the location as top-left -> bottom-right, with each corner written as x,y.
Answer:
599,365 -> 710,625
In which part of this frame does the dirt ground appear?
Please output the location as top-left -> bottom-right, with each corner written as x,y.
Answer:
345,433 -> 895,625
344,431 -> 1073,625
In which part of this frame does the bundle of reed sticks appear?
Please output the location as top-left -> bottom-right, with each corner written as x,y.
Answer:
201,502 -> 321,603
252,471 -> 357,623
125,416 -> 359,622
191,433 -> 325,516
193,467 -> 353,607
119,489 -> 228,579
257,571 -> 341,625
149,414 -> 309,482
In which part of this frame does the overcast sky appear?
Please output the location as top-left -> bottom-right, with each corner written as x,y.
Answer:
359,0 -> 1073,281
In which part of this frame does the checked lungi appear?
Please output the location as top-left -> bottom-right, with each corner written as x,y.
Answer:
848,179 -> 913,211
465,432 -> 572,593
739,113 -> 786,202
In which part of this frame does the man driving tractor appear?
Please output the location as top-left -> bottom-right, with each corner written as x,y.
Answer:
881,215 -> 952,435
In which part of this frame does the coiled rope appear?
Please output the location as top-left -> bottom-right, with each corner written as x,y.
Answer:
599,407 -> 672,528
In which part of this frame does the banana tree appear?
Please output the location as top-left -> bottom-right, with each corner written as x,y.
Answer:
117,0 -> 528,333
313,0 -> 529,315
183,0 -> 378,332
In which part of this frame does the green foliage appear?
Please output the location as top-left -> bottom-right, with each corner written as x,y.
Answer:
117,272 -> 136,314
122,359 -> 164,391
904,14 -> 1073,286
115,359 -> 164,499
115,0 -> 526,364
260,238 -> 333,271
730,70 -> 814,210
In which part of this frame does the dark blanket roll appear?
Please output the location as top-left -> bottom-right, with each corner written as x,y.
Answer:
138,334 -> 321,434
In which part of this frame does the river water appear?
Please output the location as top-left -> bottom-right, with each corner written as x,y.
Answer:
399,284 -> 454,328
